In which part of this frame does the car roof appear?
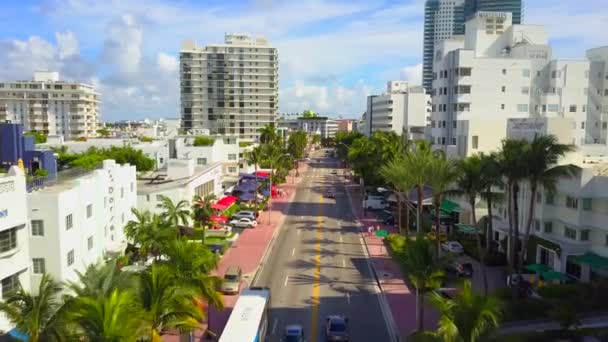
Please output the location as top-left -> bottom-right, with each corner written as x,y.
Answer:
285,324 -> 303,333
225,265 -> 241,275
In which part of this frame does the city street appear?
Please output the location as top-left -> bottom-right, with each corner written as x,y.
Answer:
254,150 -> 392,342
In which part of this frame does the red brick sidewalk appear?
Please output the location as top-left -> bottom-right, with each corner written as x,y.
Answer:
344,183 -> 438,339
163,163 -> 309,342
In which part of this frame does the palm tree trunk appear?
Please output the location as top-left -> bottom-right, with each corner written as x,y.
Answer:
418,289 -> 425,331
471,199 -> 488,296
396,190 -> 402,235
519,183 -> 537,272
506,182 -> 514,270
405,198 -> 410,236
512,183 -> 521,271
486,189 -> 494,251
416,185 -> 423,233
435,196 -> 441,256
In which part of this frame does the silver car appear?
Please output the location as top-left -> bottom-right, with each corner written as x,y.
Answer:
221,266 -> 242,295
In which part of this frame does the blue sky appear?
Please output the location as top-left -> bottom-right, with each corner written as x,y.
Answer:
0,0 -> 606,121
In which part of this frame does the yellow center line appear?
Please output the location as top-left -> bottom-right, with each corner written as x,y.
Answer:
311,193 -> 323,342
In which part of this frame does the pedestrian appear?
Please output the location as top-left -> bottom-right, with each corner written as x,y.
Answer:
376,225 -> 381,233
368,226 -> 374,236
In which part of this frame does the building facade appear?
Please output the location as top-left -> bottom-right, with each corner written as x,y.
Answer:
586,47 -> 608,145
464,0 -> 522,24
277,117 -> 339,139
0,167 -> 31,332
27,160 -> 136,289
180,34 -> 278,141
337,119 -> 354,132
0,72 -> 100,139
0,123 -> 58,179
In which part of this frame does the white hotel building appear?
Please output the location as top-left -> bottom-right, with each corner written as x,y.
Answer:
27,160 -> 136,289
0,167 -> 31,333
0,71 -> 100,140
430,11 -> 608,157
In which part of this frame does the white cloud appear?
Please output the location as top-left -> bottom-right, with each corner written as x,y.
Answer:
400,63 -> 422,84
101,14 -> 143,73
55,31 -> 79,59
157,52 -> 178,74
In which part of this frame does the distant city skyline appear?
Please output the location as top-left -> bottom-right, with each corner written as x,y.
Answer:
0,0 -> 605,121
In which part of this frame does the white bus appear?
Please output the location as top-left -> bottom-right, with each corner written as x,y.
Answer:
219,287 -> 271,342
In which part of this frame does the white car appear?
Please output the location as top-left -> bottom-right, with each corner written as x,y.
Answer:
229,217 -> 258,228
441,241 -> 464,254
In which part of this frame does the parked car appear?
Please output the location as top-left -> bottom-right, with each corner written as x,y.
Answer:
441,241 -> 464,254
324,190 -> 336,198
221,266 -> 242,294
445,262 -> 473,277
232,210 -> 257,220
363,195 -> 389,210
229,217 -> 258,228
283,324 -> 306,342
325,315 -> 349,341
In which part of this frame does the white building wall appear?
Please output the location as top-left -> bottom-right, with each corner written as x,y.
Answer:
172,136 -> 241,178
586,47 -> 608,144
0,167 -> 31,332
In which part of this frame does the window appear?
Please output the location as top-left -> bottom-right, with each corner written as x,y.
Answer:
67,250 -> 74,266
472,136 -> 479,149
228,166 -> 237,173
548,104 -> 559,112
1,274 -> 19,297
156,195 -> 163,201
569,105 -> 577,113
66,214 -> 73,230
453,121 -> 457,128
581,230 -> 590,241
196,158 -> 207,165
87,236 -> 93,250
501,86 -> 506,93
121,213 -> 125,223
517,104 -> 528,112
534,220 -> 540,231
545,192 -> 554,205
583,105 -> 587,112
582,198 -> 592,211
121,187 -> 124,198
564,227 -> 577,240
502,69 -> 507,75
544,221 -> 553,233
581,122 -> 585,129
0,228 -> 17,253
31,220 -> 44,236
131,182 -> 134,192
86,204 -> 92,218
501,104 -> 505,110
521,87 -> 529,94
566,196 -> 578,209
536,192 -> 542,203
33,258 -> 45,274
228,154 -> 237,161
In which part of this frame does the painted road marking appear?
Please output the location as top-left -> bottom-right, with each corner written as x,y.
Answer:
342,258 -> 346,268
297,229 -> 301,236
271,319 -> 278,335
346,292 -> 351,304
311,194 -> 323,342
284,275 -> 289,287
340,236 -> 343,243
291,248 -> 296,256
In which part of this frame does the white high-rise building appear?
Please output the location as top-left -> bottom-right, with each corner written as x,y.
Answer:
0,72 -> 100,140
430,11 -> 600,157
362,81 -> 431,138
0,167 -> 31,332
277,116 -> 339,139
586,47 -> 608,145
27,160 -> 136,289
180,34 -> 278,142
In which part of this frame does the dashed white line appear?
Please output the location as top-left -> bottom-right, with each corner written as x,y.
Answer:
284,275 -> 289,287
291,248 -> 296,256
271,319 -> 278,334
346,292 -> 351,304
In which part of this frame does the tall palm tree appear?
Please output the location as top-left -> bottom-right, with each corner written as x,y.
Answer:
0,274 -> 68,342
125,209 -> 176,261
66,258 -> 133,298
401,236 -> 447,331
158,195 -> 191,236
137,264 -> 204,340
406,141 -> 435,233
380,156 -> 415,235
258,123 -> 280,144
427,154 -> 458,255
246,146 -> 264,207
261,143 -> 288,223
519,135 -> 576,271
429,280 -> 503,342
69,289 -> 147,341
453,155 -> 489,295
479,153 -> 504,252
191,194 -> 217,244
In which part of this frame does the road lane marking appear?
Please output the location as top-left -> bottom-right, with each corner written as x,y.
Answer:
291,248 -> 296,256
340,236 -> 343,243
342,258 -> 346,268
284,275 -> 289,287
346,292 -> 350,304
297,229 -> 301,236
311,194 -> 323,342
272,318 -> 278,335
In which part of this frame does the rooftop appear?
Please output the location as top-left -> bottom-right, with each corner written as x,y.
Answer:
137,162 -> 221,194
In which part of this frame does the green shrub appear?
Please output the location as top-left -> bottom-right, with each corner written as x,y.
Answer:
138,136 -> 154,142
193,136 -> 215,146
24,131 -> 47,144
537,283 -> 579,299
239,141 -> 253,147
33,169 -> 49,177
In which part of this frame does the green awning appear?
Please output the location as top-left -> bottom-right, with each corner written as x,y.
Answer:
542,270 -> 569,281
576,252 -> 608,269
455,223 -> 477,235
525,263 -> 552,273
375,229 -> 389,238
440,199 -> 460,214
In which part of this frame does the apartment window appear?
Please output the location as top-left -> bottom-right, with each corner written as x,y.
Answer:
121,187 -> 124,198
566,196 -> 578,209
604,122 -> 608,130
431,121 -> 436,128
581,230 -> 590,241
31,220 -> 44,236
67,250 -> 75,266
582,198 -> 592,211
472,136 -> 479,149
121,213 -> 125,223
453,121 -> 457,128
87,236 -> 93,250
523,69 -> 531,77
521,87 -> 529,94
583,105 -> 587,112
501,86 -> 506,93
156,195 -> 163,201
605,234 -> 608,246
228,167 -> 237,173
196,158 -> 207,165
228,154 -> 237,161
544,221 -> 553,233
0,228 -> 17,253
564,227 -> 577,240
534,220 -> 541,231
517,104 -> 528,112
1,274 -> 19,297
33,258 -> 45,274
86,204 -> 92,218
569,105 -> 577,113
146,194 -> 150,202
536,192 -> 542,203
548,104 -> 559,112
66,214 -> 73,230
500,104 -> 505,110
545,192 -> 554,205
502,69 -> 506,75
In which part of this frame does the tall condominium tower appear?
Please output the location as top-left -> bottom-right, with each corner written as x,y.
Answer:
422,0 -> 523,92
0,71 -> 100,139
179,34 -> 278,141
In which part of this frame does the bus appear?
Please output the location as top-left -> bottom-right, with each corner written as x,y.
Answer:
219,287 -> 271,342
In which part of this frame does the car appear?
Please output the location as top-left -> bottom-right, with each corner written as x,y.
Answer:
229,217 -> 258,228
231,210 -> 257,220
445,262 -> 473,277
324,190 -> 336,198
282,324 -> 306,342
325,315 -> 349,341
441,241 -> 464,254
221,266 -> 242,294
331,170 -> 338,175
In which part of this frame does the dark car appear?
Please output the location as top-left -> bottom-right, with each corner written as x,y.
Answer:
446,262 -> 473,277
325,315 -> 349,341
283,324 -> 306,342
324,190 -> 336,198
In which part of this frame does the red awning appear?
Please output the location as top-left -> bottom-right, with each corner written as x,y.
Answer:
255,171 -> 270,178
210,195 -> 238,210
210,215 -> 228,223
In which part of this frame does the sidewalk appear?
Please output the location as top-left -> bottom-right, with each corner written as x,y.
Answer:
344,183 -> 438,340
498,313 -> 608,335
163,163 -> 309,342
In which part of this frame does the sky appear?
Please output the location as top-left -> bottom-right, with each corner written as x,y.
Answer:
0,0 -> 606,121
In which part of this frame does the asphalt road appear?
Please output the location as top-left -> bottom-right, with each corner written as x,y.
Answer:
254,149 -> 391,342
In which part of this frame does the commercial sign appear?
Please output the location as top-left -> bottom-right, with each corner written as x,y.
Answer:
478,11 -> 508,19
0,209 -> 7,219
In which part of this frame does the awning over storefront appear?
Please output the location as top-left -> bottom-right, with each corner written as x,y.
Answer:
455,223 -> 477,235
440,199 -> 460,214
525,263 -> 552,273
542,270 -> 569,281
210,196 -> 238,210
210,215 -> 228,223
576,252 -> 608,269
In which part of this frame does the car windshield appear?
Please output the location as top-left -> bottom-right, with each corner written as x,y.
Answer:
284,336 -> 300,342
330,321 -> 346,332
224,274 -> 238,281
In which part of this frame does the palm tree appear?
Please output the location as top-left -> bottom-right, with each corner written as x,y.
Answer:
380,156 -> 415,235
69,289 -> 147,341
191,194 -> 217,244
479,153 -> 503,252
405,141 -> 435,233
125,209 -> 176,261
453,155 -> 489,295
400,236 -> 447,331
427,154 -> 458,255
137,264 -> 204,340
246,146 -> 264,208
258,123 -> 280,144
159,195 -> 191,237
519,135 -> 576,271
66,258 -> 133,298
0,274 -> 68,342
261,143 -> 288,223
429,280 -> 502,342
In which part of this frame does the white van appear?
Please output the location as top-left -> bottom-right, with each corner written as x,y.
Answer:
363,195 -> 389,210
